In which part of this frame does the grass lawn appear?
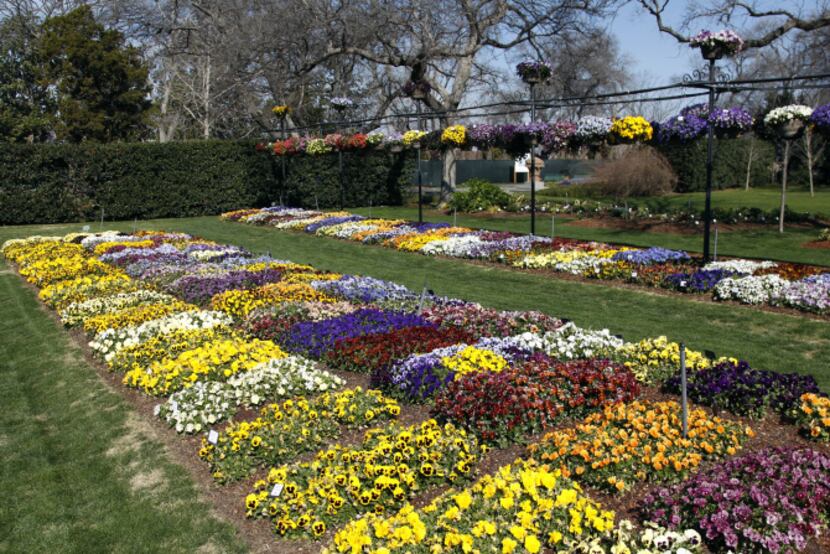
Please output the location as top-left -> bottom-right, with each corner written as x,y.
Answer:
3,217 -> 829,389
0,256 -> 248,552
538,185 -> 830,216
349,205 -> 830,267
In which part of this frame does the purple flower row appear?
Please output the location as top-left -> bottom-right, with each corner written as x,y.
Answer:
643,447 -> 830,553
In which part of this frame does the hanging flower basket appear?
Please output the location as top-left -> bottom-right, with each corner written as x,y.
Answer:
271,105 -> 290,119
402,80 -> 431,99
329,97 -> 354,112
810,104 -> 830,137
689,30 -> 745,60
775,119 -> 805,140
764,105 -> 812,139
515,61 -> 552,85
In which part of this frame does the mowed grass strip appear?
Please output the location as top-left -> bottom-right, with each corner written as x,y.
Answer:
349,205 -> 830,267
0,259 -> 247,554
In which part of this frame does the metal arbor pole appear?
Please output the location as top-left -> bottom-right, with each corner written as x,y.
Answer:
416,101 -> 424,223
280,119 -> 286,205
703,57 -> 716,262
529,82 -> 537,236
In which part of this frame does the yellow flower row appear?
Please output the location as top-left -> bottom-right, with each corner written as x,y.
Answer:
245,419 -> 483,540
529,400 -> 752,493
387,227 -> 473,252
109,326 -> 236,374
210,282 -> 335,318
202,388 -> 401,483
326,459 -> 614,554
92,239 -> 156,256
82,299 -> 196,334
39,273 -> 137,310
615,336 -> 712,384
350,220 -> 407,242
442,346 -> 509,378
123,337 -> 287,395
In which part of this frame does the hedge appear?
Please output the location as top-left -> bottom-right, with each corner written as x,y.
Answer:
0,141 -> 412,225
656,137 -> 776,193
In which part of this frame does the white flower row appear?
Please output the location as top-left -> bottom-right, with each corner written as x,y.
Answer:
317,222 -> 378,239
713,274 -> 790,305
89,309 -> 232,362
702,259 -> 777,275
59,290 -> 175,326
763,104 -> 813,125
421,235 -> 486,257
538,322 -> 625,360
155,356 -> 344,433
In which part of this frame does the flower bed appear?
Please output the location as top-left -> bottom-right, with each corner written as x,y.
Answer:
326,458 -> 614,554
201,388 -> 399,483
278,308 -> 433,358
157,356 -> 345,434
792,393 -> 830,441
529,401 -> 752,493
642,447 -> 830,553
663,359 -> 820,418
326,325 -> 476,375
123,336 -> 288,395
433,355 -> 640,445
245,419 -> 483,539
220,208 -> 830,317
241,301 -> 359,342
421,303 -> 563,337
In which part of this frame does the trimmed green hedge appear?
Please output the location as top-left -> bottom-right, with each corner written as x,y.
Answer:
657,137 -> 777,193
0,141 -> 411,224
275,150 -> 413,209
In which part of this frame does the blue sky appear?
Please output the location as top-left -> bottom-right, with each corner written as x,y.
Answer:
609,1 -> 698,84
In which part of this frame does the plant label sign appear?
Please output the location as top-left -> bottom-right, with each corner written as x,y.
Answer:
207,430 -> 219,444
270,483 -> 284,497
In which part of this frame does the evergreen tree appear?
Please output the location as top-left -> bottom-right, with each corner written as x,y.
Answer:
38,6 -> 152,142
0,15 -> 54,142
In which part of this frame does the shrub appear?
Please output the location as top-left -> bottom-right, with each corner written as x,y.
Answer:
656,137 -> 776,192
593,146 -> 677,198
447,178 -> 513,212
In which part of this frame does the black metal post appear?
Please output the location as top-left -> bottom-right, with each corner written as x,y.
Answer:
529,82 -> 537,236
280,119 -> 286,205
416,101 -> 423,223
338,149 -> 344,210
703,57 -> 716,262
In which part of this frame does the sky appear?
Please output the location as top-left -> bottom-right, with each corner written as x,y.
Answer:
608,1 -> 699,85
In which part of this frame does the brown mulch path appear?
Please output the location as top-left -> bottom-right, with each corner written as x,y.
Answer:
803,240 -> 830,249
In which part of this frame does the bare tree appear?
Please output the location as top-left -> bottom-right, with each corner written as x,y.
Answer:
292,0 -> 613,194
635,1 -> 830,49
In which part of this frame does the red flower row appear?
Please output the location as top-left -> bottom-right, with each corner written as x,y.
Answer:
432,354 -> 640,446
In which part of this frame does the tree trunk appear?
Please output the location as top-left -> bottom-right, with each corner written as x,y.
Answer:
744,138 -> 754,191
779,140 -> 790,234
203,56 -> 211,140
440,148 -> 457,203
